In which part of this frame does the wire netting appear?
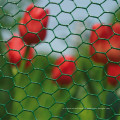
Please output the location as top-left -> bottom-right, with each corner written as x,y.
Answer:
0,0 -> 120,120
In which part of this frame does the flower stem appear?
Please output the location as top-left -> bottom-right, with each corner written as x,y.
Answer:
85,72 -> 97,95
11,46 -> 30,116
100,65 -> 109,119
19,46 -> 30,73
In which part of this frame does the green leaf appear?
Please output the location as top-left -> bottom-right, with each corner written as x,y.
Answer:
111,9 -> 120,23
11,54 -> 56,120
0,33 -> 13,119
105,92 -> 120,120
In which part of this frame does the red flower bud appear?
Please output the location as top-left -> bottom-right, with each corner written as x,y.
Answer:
107,64 -> 120,86
6,34 -> 34,67
51,56 -> 76,86
19,4 -> 49,44
90,23 -> 120,64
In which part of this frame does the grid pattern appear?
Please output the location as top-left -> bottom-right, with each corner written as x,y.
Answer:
0,0 -> 120,120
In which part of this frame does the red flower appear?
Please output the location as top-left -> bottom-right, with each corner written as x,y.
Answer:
19,4 -> 49,44
51,56 -> 76,86
7,34 -> 34,67
107,64 -> 120,86
90,23 -> 120,64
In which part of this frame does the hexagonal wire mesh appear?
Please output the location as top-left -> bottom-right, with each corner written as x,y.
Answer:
0,0 -> 120,120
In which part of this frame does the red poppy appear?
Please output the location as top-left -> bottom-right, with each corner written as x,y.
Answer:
51,56 -> 76,85
90,23 -> 120,64
19,4 -> 49,44
107,63 -> 120,86
7,34 -> 34,67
